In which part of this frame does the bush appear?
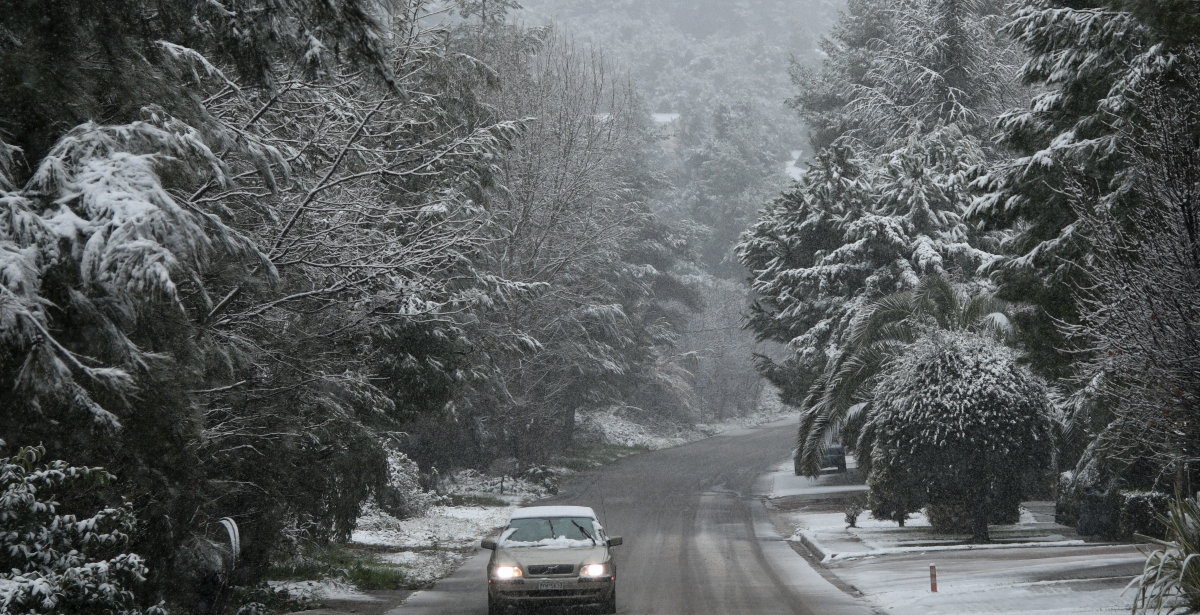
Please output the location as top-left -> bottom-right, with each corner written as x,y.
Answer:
1055,471 -> 1082,527
845,501 -> 863,528
926,503 -> 1018,533
861,332 -> 1054,542
867,478 -> 920,527
376,445 -> 437,520
1120,491 -> 1173,541
1130,495 -> 1200,614
0,444 -> 165,615
926,505 -> 973,533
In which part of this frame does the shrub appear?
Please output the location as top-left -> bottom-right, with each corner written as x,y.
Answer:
1120,491 -> 1173,541
845,501 -> 863,528
861,332 -> 1054,542
866,476 -> 920,527
1130,495 -> 1200,614
376,445 -> 437,520
1055,471 -> 1082,527
0,444 -> 165,615
926,505 -> 973,533
925,503 -> 1017,533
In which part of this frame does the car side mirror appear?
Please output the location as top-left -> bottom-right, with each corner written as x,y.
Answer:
607,536 -> 623,547
481,538 -> 497,550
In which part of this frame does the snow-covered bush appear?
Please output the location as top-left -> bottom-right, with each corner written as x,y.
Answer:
0,444 -> 164,615
1120,491 -> 1173,542
861,331 -> 1053,542
1055,470 -> 1083,527
376,446 -> 438,520
1130,494 -> 1200,614
844,501 -> 863,528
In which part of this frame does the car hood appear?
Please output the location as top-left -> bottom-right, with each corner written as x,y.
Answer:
494,545 -> 609,568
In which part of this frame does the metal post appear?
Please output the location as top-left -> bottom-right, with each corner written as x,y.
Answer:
930,563 -> 937,592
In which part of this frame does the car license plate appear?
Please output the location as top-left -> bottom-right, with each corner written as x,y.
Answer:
538,580 -> 565,590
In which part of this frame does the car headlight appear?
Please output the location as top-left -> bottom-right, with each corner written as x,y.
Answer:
493,566 -> 522,579
580,563 -> 609,577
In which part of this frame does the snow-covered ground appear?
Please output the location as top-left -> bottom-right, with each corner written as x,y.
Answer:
267,578 -> 378,604
577,393 -> 795,451
351,499 -> 520,587
763,458 -> 1146,614
832,546 -> 1144,615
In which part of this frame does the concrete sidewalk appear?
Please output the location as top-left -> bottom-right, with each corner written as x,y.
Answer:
762,459 -> 1147,614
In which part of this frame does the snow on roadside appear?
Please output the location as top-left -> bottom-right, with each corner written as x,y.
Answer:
763,460 -> 1141,614
830,549 -> 1145,615
437,468 -> 562,501
576,407 -> 696,449
352,502 -> 515,587
577,388 -> 795,450
267,579 -> 377,603
353,502 -> 514,550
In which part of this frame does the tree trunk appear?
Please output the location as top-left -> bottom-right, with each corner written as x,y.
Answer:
562,406 -> 576,453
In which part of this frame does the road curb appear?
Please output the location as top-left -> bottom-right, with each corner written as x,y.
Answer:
796,531 -> 830,562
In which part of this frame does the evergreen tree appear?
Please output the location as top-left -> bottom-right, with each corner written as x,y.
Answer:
792,276 -> 1013,476
968,0 -> 1200,380
738,127 -> 997,412
861,331 -> 1053,542
790,0 -> 1018,151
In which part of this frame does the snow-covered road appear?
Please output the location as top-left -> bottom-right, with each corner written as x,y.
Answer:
387,416 -> 872,615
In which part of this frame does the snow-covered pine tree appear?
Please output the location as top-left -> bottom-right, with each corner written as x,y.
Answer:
738,145 -> 874,404
744,0 -> 1019,481
738,126 -> 997,432
967,0 -> 1200,380
860,331 -> 1053,542
789,0 -> 1019,152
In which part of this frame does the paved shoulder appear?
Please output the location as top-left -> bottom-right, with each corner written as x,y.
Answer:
385,553 -> 488,615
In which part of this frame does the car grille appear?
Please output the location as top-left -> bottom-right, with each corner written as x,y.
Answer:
527,564 -> 575,575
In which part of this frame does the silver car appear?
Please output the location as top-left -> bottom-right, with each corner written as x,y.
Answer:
482,505 -> 622,614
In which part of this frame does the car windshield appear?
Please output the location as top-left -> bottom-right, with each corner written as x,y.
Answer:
503,517 -> 598,544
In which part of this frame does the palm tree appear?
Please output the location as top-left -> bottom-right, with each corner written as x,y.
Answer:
793,275 -> 1014,477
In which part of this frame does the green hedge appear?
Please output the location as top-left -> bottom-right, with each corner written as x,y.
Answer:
1065,486 -> 1173,541
1120,491 -> 1173,541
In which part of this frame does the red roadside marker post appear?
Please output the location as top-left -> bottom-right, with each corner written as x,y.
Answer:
930,563 -> 937,592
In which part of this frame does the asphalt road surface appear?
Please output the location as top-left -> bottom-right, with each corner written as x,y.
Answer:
393,418 -> 873,615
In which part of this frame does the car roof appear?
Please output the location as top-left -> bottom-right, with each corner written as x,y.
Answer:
509,505 -> 596,520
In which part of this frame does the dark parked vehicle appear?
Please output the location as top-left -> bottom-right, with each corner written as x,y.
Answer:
793,444 -> 847,475
822,444 -> 847,472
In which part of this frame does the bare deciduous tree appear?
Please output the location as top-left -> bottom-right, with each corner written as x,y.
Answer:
1063,56 -> 1200,485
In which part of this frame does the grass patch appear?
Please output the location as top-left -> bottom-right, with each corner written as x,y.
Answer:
558,443 -> 650,471
267,544 -> 408,590
445,494 -> 508,507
